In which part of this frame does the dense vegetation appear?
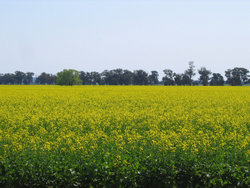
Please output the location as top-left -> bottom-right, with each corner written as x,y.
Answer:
0,86 -> 249,187
0,62 -> 249,86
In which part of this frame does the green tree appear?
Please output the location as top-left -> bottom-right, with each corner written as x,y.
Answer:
133,70 -> 149,85
36,72 -> 56,85
56,69 -> 82,86
122,70 -> 133,85
198,67 -> 211,86
173,73 -> 183,85
184,61 -> 196,85
163,69 -> 175,85
15,71 -> 26,84
225,67 -> 249,86
90,71 -> 102,85
210,73 -> 224,86
23,72 -> 34,84
112,69 -> 124,85
148,71 -> 159,85
1,73 -> 15,84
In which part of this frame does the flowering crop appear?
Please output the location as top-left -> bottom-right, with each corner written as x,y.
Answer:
0,86 -> 249,187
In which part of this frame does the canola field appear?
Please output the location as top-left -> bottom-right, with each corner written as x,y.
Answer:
0,86 -> 249,187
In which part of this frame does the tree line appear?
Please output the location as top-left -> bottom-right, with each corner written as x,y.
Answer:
0,62 -> 249,86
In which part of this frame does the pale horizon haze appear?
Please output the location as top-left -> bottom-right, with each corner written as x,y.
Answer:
0,0 -> 249,78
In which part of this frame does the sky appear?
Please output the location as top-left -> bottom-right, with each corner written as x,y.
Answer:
0,0 -> 249,78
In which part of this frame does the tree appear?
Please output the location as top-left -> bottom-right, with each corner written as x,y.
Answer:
15,71 -> 26,84
173,73 -> 183,86
47,74 -> 57,85
184,61 -> 196,85
101,70 -> 117,85
112,69 -> 124,85
162,69 -> 175,85
23,72 -> 34,84
2,73 -> 15,84
225,67 -> 249,86
90,71 -> 102,85
36,72 -> 49,84
122,70 -> 133,85
56,69 -> 82,86
182,74 -> 192,85
133,70 -> 148,85
79,71 -> 86,84
79,71 -> 93,85
198,67 -> 211,86
210,73 -> 224,86
148,71 -> 159,85
0,74 -> 3,84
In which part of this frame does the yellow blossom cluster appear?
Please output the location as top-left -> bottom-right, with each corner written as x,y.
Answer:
0,85 -> 249,165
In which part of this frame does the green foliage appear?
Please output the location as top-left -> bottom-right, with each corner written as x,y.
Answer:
225,67 -> 249,86
56,69 -> 82,86
163,69 -> 175,85
198,67 -> 211,86
0,149 -> 248,187
210,73 -> 224,86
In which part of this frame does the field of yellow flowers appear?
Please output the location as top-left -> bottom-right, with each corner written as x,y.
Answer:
0,86 -> 249,187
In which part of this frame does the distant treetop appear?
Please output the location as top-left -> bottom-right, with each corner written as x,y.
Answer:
0,63 -> 249,86
56,69 -> 82,86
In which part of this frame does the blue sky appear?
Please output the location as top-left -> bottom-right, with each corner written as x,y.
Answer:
0,0 -> 249,77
